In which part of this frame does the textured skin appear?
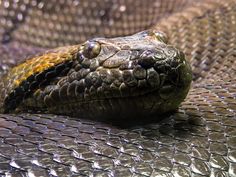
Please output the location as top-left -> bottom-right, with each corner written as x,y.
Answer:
0,31 -> 192,120
0,0 -> 236,176
0,45 -> 80,113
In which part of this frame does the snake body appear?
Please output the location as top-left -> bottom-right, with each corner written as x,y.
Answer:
0,0 -> 235,176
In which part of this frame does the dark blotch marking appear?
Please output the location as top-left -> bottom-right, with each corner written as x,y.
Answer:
3,61 -> 73,113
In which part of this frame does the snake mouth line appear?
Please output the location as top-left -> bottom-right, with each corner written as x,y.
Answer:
44,88 -> 161,116
43,83 -> 185,117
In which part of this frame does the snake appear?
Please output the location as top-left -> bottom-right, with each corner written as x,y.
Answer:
0,0 -> 235,176
0,30 -> 192,120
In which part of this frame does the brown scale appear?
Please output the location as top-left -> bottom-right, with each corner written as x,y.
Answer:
3,60 -> 74,113
0,45 -> 80,112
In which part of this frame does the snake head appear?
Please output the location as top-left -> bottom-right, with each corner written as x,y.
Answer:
0,30 -> 192,121
42,30 -> 192,119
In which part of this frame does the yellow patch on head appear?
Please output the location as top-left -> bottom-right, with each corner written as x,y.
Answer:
7,45 -> 80,89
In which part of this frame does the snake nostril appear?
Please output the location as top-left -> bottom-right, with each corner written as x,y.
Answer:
170,59 -> 179,68
138,57 -> 155,69
154,63 -> 166,73
138,50 -> 156,69
168,69 -> 179,84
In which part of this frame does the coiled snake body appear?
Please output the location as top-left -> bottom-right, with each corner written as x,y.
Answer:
0,0 -> 235,176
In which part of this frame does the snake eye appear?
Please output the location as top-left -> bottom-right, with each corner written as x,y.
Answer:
82,41 -> 101,59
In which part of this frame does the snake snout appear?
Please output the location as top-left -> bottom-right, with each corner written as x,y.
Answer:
137,46 -> 185,87
135,46 -> 192,101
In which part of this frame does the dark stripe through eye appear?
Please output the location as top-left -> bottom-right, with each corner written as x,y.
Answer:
3,61 -> 73,113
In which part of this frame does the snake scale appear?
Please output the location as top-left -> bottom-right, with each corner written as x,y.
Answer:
0,0 -> 235,176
